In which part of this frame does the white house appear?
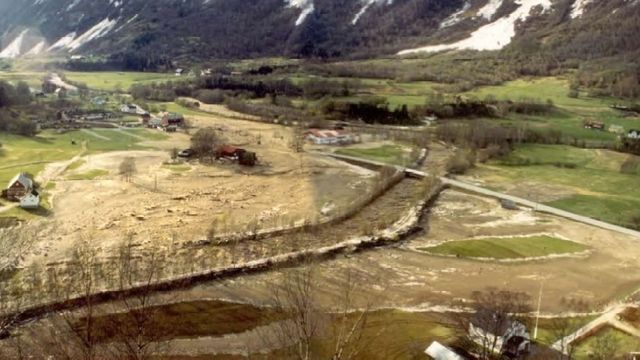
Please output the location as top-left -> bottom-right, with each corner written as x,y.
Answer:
306,129 -> 355,145
468,310 -> 531,358
19,189 -> 40,209
120,103 -> 147,115
628,129 -> 640,139
425,341 -> 465,360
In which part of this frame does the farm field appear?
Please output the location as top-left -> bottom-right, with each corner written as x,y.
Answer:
0,129 -> 166,187
0,128 -> 168,220
573,326 -> 640,358
61,71 -> 183,92
465,77 -> 640,143
0,70 -> 44,87
420,235 -> 588,259
0,69 -> 182,92
290,73 -> 640,143
469,144 -> 640,229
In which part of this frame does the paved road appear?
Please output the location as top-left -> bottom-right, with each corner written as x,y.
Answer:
324,152 -> 640,239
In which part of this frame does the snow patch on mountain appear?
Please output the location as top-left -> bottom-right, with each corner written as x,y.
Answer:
286,0 -> 315,26
25,40 -> 47,56
66,17 -> 118,51
477,0 -> 503,20
399,0 -> 551,55
0,29 -> 29,58
440,1 -> 471,28
48,32 -> 76,51
571,0 -> 593,18
352,0 -> 393,25
66,0 -> 82,11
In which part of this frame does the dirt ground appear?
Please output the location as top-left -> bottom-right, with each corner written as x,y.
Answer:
14,112 -> 378,283
180,189 -> 640,315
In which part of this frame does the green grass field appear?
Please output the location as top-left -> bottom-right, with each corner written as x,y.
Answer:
535,316 -> 598,346
465,77 -> 640,143
88,298 -> 456,360
0,71 -> 45,87
0,129 -> 166,218
63,71 -> 182,92
336,145 -> 411,165
573,326 -> 640,358
421,236 -> 588,259
475,144 -> 640,228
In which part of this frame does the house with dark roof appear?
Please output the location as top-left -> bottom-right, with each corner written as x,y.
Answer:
583,120 -> 605,131
5,173 -> 33,201
160,112 -> 185,127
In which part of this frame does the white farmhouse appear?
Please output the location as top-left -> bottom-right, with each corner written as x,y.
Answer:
628,129 -> 640,139
306,129 -> 355,145
19,189 -> 40,209
468,310 -> 531,358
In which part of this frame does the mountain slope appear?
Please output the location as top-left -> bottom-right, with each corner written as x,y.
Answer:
0,0 -> 637,62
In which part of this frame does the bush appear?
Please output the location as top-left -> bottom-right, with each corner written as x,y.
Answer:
447,150 -> 476,175
195,89 -> 226,104
568,89 -> 579,98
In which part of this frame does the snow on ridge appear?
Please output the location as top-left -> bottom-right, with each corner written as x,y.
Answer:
477,0 -> 503,20
286,0 -> 315,26
571,0 -> 593,18
0,29 -> 30,59
398,0 -> 552,55
25,40 -> 47,56
48,32 -> 77,51
440,1 -> 471,29
66,17 -> 119,51
352,0 -> 393,25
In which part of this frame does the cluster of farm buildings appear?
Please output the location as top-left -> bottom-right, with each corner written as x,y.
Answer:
1,173 -> 40,209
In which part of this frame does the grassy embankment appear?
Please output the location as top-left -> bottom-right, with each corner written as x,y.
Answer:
421,236 -> 588,259
473,144 -> 640,228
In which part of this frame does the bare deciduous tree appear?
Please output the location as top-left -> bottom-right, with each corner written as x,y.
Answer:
547,317 -> 577,360
262,267 -> 375,360
590,331 -> 620,360
119,157 -> 137,183
454,288 -> 532,360
104,237 -> 173,360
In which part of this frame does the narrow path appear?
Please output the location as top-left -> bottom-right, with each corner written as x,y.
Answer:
552,304 -> 639,352
0,202 -> 18,214
323,152 -> 640,239
0,161 -> 50,171
81,129 -> 111,141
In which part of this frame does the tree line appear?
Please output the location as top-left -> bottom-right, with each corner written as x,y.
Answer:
0,80 -> 38,136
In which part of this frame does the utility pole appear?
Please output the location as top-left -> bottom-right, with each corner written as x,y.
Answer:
534,281 -> 544,340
